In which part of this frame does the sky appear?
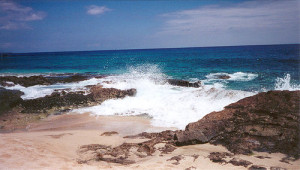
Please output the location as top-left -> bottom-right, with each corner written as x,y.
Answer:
0,0 -> 299,53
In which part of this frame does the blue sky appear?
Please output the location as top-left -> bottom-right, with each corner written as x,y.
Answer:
0,0 -> 299,53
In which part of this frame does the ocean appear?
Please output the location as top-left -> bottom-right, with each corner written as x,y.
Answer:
1,44 -> 299,129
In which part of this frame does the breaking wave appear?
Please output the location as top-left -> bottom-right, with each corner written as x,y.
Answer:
73,65 -> 256,129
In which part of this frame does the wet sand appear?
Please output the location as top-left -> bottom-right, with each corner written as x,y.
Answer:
0,113 -> 299,169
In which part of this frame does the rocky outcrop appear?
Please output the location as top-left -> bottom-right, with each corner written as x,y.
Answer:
0,76 -> 51,87
167,79 -> 201,88
0,74 -> 97,87
21,85 -> 136,113
174,90 -> 300,158
0,88 -> 23,114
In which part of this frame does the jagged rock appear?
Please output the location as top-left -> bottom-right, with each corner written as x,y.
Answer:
229,158 -> 252,167
248,165 -> 267,170
167,155 -> 184,165
167,79 -> 201,88
78,132 -> 177,165
21,85 -> 136,113
174,91 -> 300,158
0,76 -> 51,87
0,88 -> 24,114
21,91 -> 92,113
0,74 -> 97,87
208,152 -> 233,163
89,85 -> 136,102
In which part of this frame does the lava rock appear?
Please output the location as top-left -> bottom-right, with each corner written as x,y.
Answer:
174,90 -> 300,158
0,88 -> 24,114
167,79 -> 201,88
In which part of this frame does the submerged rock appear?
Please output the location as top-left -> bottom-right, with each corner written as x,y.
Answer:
217,75 -> 230,79
174,90 -> 300,158
167,79 -> 201,88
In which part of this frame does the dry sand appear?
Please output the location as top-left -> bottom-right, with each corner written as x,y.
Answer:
0,113 -> 299,170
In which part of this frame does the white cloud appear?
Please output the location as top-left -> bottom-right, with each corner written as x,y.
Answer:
87,5 -> 111,15
157,0 -> 299,46
0,0 -> 46,30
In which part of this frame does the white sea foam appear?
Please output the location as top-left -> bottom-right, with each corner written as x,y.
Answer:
73,65 -> 256,129
206,72 -> 258,81
275,74 -> 300,91
3,78 -> 102,99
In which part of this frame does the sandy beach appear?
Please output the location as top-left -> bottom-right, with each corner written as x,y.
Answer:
0,113 -> 299,170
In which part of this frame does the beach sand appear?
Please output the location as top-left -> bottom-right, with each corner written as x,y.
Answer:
0,113 -> 299,170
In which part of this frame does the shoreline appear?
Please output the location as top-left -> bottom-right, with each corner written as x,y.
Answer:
1,113 -> 299,169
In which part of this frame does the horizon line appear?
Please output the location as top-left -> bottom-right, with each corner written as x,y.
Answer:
3,43 -> 300,55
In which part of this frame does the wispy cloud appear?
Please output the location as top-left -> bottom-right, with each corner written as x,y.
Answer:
86,5 -> 111,15
0,0 -> 46,30
158,0 -> 299,45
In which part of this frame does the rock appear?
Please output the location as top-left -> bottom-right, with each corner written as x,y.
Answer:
229,158 -> 252,167
0,76 -> 51,87
270,167 -> 287,170
47,74 -> 90,84
174,91 -> 300,158
208,152 -> 233,163
167,79 -> 201,88
0,88 -> 24,114
20,85 -> 137,113
248,165 -> 267,170
167,155 -> 184,165
21,91 -> 92,113
100,131 -> 118,136
0,74 -> 95,87
217,75 -> 230,79
89,85 -> 136,102
78,132 -> 177,165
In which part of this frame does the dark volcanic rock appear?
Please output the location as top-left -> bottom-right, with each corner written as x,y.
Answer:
174,90 -> 300,158
248,165 -> 267,170
21,91 -> 92,113
167,79 -> 201,88
0,76 -> 51,87
20,85 -> 136,113
89,85 -> 136,102
0,74 -> 95,87
47,74 -> 90,84
229,158 -> 252,167
208,152 -> 233,163
0,88 -> 24,114
217,75 -> 230,79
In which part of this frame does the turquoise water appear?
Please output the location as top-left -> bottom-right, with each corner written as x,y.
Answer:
1,44 -> 299,91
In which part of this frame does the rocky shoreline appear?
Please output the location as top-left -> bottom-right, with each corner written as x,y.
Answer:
0,75 -> 299,168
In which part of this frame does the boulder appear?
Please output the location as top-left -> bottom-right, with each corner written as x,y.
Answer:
174,90 -> 300,158
89,85 -> 136,102
167,79 -> 201,88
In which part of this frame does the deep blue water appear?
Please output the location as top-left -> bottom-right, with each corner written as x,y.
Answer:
0,44 -> 299,91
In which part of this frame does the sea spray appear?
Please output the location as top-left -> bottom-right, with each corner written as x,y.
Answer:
73,65 -> 256,129
275,74 -> 300,91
